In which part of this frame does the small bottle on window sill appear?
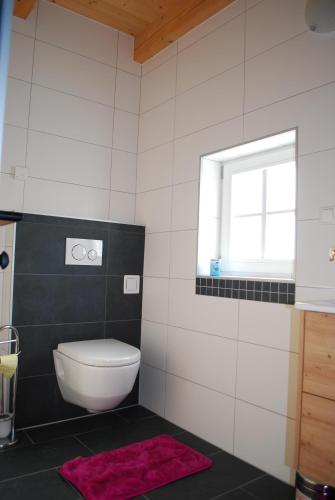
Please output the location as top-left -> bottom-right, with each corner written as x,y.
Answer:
210,259 -> 221,277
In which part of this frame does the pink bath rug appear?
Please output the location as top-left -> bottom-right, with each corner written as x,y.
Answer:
59,434 -> 213,500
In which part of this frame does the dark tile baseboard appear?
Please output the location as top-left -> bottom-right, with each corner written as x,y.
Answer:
196,277 -> 295,305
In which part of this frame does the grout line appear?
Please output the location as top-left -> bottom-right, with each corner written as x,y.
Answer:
109,32 -> 119,220
138,75 -> 335,154
0,466 -> 59,484
21,0 -> 39,213
15,318 -> 140,329
73,435 -> 95,455
134,40 -> 143,221
12,24 -> 140,78
242,1 -> 247,141
209,473 -> 268,500
140,362 -> 297,421
142,317 -> 299,354
5,118 -> 138,155
8,76 -> 140,117
24,175 -> 135,195
22,429 -> 35,444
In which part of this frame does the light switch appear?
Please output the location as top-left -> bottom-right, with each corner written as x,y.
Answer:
124,275 -> 140,294
320,207 -> 334,224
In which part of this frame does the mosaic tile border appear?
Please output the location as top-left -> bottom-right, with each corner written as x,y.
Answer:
195,277 -> 295,305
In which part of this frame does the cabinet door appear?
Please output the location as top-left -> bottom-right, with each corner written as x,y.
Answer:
299,393 -> 335,485
303,312 -> 335,401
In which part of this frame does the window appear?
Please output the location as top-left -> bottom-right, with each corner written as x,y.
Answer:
197,130 -> 296,279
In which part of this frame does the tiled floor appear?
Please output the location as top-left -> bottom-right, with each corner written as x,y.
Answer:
0,405 -> 295,500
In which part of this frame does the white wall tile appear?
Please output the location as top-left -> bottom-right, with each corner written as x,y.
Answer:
144,232 -> 170,278
238,301 -> 300,353
9,32 -> 34,82
296,219 -> 335,288
12,3 -> 37,38
174,116 -> 243,184
24,177 -> 109,219
137,142 -> 173,193
33,41 -> 116,106
115,70 -> 140,114
29,85 -> 114,147
108,191 -> 135,223
165,374 -> 235,452
178,0 -> 244,52
5,78 -> 30,128
169,279 -> 238,339
171,181 -> 199,231
295,286 -> 335,302
138,99 -> 175,152
141,57 -> 176,113
175,65 -> 244,138
244,82 -> 335,156
111,150 -> 136,193
167,326 -> 237,396
139,364 -> 166,417
117,33 -> 141,76
170,230 -> 197,279
297,149 -> 335,221
37,0 -> 118,66
26,130 -> 111,189
236,342 -> 298,418
246,0 -> 307,59
142,277 -> 169,324
141,320 -> 167,371
113,109 -> 138,153
177,15 -> 244,94
245,31 -> 335,112
1,125 -> 27,174
142,43 -> 177,76
0,173 -> 24,211
234,400 -> 295,483
135,187 -> 172,233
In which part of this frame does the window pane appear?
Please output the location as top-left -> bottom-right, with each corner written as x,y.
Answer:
266,162 -> 296,212
230,216 -> 262,260
231,169 -> 263,216
265,212 -> 295,260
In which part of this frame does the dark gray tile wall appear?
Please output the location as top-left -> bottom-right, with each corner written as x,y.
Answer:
12,213 -> 145,428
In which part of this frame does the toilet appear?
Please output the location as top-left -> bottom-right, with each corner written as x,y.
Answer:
53,339 -> 140,413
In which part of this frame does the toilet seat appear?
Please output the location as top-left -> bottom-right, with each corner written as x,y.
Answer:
57,338 -> 140,367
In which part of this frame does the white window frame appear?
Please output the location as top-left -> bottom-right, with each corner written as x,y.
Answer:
220,145 -> 296,279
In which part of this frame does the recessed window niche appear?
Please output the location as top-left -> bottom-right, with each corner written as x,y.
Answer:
196,129 -> 297,304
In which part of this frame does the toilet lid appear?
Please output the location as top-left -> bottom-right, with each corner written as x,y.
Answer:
57,339 -> 141,367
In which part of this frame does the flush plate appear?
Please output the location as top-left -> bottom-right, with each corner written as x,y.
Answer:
65,238 -> 103,266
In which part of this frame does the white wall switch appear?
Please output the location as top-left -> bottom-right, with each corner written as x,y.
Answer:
65,238 -> 103,266
124,275 -> 140,294
12,166 -> 28,181
320,206 -> 334,224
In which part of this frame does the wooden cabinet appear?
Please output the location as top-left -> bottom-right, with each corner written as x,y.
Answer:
304,312 -> 335,401
296,311 -> 335,486
299,393 -> 335,485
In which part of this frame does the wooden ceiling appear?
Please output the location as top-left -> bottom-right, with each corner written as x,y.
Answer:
14,0 -> 234,63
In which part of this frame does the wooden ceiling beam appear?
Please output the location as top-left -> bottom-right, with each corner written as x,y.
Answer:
134,0 -> 235,63
49,0 -> 152,36
14,0 -> 36,19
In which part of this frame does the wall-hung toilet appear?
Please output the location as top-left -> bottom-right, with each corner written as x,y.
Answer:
53,339 -> 140,413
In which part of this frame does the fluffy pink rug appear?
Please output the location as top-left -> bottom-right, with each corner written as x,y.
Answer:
59,434 -> 213,499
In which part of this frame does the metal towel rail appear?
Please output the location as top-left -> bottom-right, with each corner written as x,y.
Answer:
0,325 -> 20,448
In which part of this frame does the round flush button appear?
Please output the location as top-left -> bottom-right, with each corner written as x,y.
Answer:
88,249 -> 97,261
72,244 -> 87,261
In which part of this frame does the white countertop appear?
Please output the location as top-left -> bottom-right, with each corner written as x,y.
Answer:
295,299 -> 335,314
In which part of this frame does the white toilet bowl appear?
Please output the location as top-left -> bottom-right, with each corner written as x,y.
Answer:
53,338 -> 140,413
